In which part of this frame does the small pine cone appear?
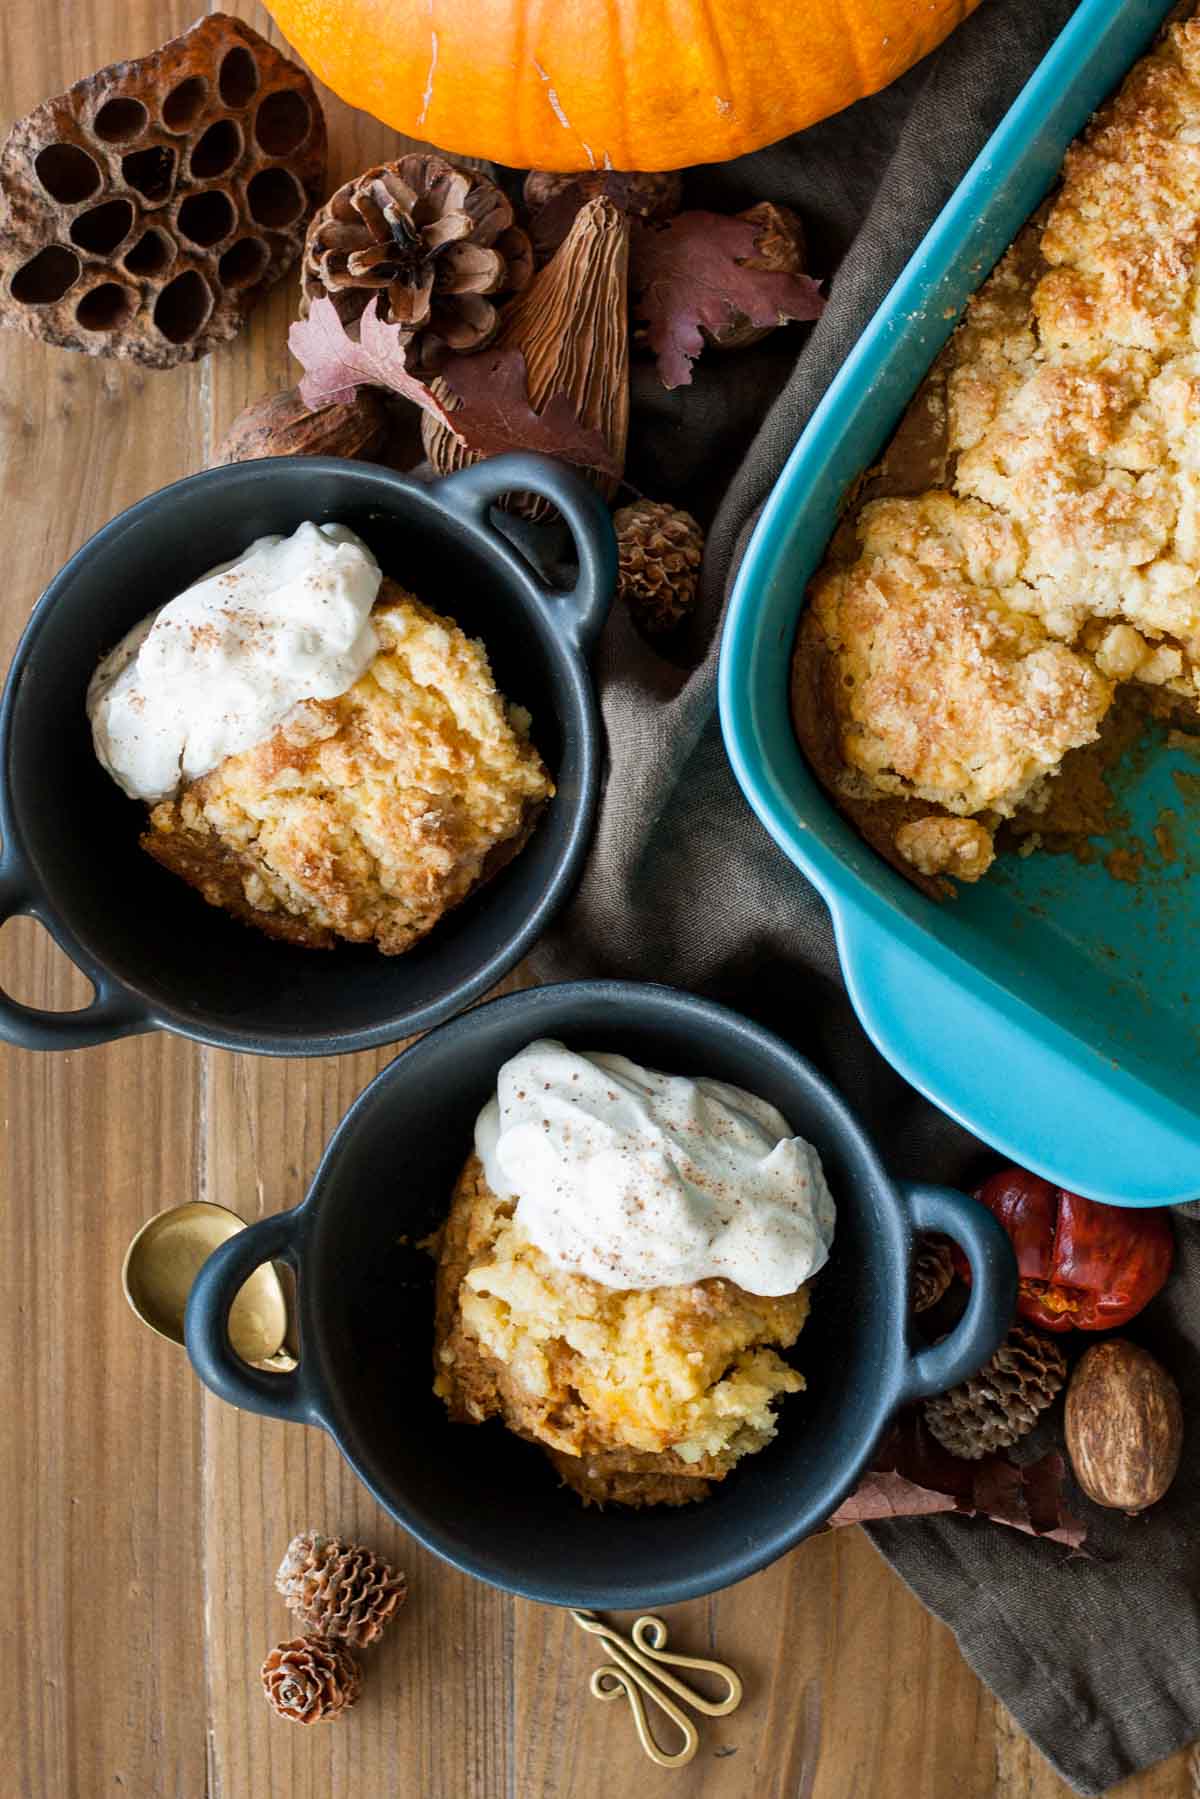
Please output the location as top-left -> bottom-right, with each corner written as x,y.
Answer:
614,500 -> 704,637
911,1235 -> 955,1314
924,1325 -> 1068,1460
276,1531 -> 407,1649
261,1635 -> 361,1724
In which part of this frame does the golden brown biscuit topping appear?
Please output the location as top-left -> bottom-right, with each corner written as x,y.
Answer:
800,16 -> 1200,885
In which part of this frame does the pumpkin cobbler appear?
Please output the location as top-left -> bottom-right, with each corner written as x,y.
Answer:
794,13 -> 1200,895
434,1154 -> 810,1508
433,1039 -> 835,1509
142,578 -> 553,952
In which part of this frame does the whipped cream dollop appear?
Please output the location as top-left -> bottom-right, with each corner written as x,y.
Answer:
88,521 -> 382,802
474,1039 -> 836,1296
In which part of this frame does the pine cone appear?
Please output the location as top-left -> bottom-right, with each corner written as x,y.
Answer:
261,1635 -> 362,1723
614,500 -> 704,636
924,1326 -> 1068,1460
912,1235 -> 955,1314
276,1531 -> 407,1649
300,156 -> 532,368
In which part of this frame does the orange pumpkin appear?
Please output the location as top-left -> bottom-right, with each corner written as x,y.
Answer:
263,0 -> 981,173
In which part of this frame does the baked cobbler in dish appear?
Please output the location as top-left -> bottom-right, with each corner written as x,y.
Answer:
88,519 -> 552,952
793,13 -> 1200,895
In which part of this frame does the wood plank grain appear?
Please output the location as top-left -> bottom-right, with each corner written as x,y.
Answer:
2,2 -> 1194,1795
196,17 -> 513,1794
514,1530 -> 993,1799
0,10 -> 208,1798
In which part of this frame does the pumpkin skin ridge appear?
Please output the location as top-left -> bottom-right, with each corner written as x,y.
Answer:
262,0 -> 984,174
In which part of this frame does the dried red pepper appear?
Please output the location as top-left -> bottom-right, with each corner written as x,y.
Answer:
955,1167 -> 1174,1332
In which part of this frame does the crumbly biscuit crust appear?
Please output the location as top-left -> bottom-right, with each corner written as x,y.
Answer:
144,579 -> 553,952
797,16 -> 1200,885
433,1154 -> 808,1509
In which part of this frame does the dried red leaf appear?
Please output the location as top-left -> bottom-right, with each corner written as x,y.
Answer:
289,298 -> 618,477
438,349 -> 621,478
290,296 -> 458,424
827,1414 -> 1088,1549
631,211 -> 825,389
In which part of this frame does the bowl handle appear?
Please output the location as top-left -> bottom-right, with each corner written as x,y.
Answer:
431,453 -> 617,653
185,1209 -> 315,1425
0,864 -> 150,1050
895,1181 -> 1017,1401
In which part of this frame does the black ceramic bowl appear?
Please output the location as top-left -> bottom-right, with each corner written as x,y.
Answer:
185,981 -> 1016,1609
0,453 -> 615,1055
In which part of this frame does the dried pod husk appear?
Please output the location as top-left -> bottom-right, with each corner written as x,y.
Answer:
1065,1338 -> 1183,1513
523,169 -> 682,262
210,384 -> 390,466
707,201 -> 808,351
0,13 -> 325,367
423,196 -> 629,520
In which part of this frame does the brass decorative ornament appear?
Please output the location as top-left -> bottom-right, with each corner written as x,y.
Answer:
570,1610 -> 743,1768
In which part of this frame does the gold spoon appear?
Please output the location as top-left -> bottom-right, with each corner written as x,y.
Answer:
123,1200 -> 296,1370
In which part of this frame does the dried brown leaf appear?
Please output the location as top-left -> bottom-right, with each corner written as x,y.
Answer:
438,349 -> 621,477
827,1414 -> 1088,1548
289,298 -> 617,476
631,211 -> 825,389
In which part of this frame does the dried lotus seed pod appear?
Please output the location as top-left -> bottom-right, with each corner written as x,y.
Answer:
0,12 -> 326,367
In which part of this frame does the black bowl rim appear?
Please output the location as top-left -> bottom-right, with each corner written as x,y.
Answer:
0,455 -> 612,1056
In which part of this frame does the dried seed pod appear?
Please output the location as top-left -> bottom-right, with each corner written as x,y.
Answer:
0,13 -> 326,367
261,1635 -> 362,1724
275,1530 -> 408,1648
523,169 -> 682,262
1065,1339 -> 1183,1513
210,384 -> 390,466
707,201 -> 807,350
423,196 -> 629,519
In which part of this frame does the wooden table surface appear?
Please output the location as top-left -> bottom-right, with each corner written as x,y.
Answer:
0,5 -> 1195,1797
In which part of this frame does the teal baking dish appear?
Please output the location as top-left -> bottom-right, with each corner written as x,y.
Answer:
719,0 -> 1200,1206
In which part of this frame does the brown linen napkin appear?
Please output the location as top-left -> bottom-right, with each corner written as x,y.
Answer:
528,2 -> 1200,1791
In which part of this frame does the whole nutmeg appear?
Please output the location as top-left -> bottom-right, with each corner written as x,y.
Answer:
210,385 -> 391,468
1065,1339 -> 1182,1513
708,201 -> 808,351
